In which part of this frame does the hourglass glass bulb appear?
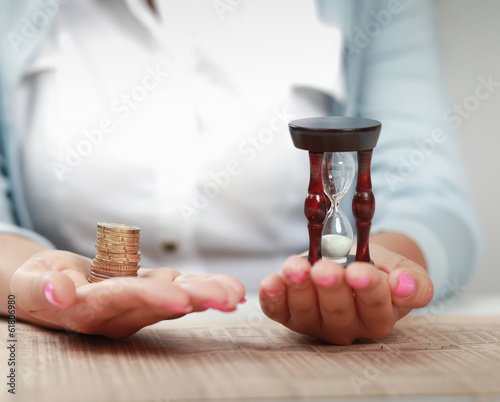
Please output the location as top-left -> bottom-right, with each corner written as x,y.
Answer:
322,152 -> 355,201
321,208 -> 354,263
321,152 -> 355,263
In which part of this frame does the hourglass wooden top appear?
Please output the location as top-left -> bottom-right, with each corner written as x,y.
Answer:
289,117 -> 381,152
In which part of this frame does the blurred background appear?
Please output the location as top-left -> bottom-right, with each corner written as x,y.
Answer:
436,0 -> 500,294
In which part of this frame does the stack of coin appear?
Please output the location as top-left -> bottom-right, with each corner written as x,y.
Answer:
89,222 -> 141,283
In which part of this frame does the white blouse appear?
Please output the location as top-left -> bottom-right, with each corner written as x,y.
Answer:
14,0 -> 343,291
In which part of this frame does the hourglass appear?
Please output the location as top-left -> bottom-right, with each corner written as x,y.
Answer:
289,116 -> 381,266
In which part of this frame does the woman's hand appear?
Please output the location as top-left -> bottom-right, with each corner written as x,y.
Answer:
11,250 -> 246,338
258,243 -> 433,345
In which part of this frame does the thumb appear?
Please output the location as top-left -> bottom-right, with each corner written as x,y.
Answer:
388,268 -> 434,309
11,257 -> 77,314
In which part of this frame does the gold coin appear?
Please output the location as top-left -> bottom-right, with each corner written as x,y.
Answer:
97,232 -> 140,241
94,254 -> 140,263
92,258 -> 139,268
92,259 -> 140,269
94,255 -> 141,265
94,243 -> 140,253
95,238 -> 140,246
95,241 -> 140,248
89,222 -> 141,283
88,274 -> 105,283
91,265 -> 139,275
97,225 -> 139,233
97,222 -> 140,234
99,256 -> 140,265
96,236 -> 140,245
96,250 -> 141,259
90,269 -> 138,279
91,271 -> 139,278
92,259 -> 139,269
96,229 -> 139,237
96,227 -> 139,234
97,249 -> 140,255
92,266 -> 139,275
97,248 -> 141,255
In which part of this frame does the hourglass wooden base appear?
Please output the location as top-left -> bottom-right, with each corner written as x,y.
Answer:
289,117 -> 381,266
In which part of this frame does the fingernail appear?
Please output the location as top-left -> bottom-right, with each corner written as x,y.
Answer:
314,275 -> 338,288
264,290 -> 282,298
239,297 -> 247,304
164,304 -> 193,314
286,270 -> 308,285
394,273 -> 415,298
201,299 -> 227,311
43,283 -> 63,307
350,277 -> 371,289
218,301 -> 238,312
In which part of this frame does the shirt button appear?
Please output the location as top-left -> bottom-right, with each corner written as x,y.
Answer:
162,240 -> 178,252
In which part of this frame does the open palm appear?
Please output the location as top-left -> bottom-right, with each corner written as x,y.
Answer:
11,250 -> 245,338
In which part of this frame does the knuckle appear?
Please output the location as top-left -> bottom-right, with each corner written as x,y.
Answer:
260,299 -> 282,319
322,306 -> 350,318
292,304 -> 316,316
359,297 -> 387,310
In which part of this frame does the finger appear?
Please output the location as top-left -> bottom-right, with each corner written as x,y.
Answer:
388,263 -> 434,310
368,244 -> 432,313
86,275 -> 194,312
173,274 -> 244,312
138,268 -> 194,312
310,259 -> 358,344
111,272 -> 245,314
208,273 -> 246,305
259,273 -> 289,324
11,257 -> 78,313
345,262 -> 396,339
280,255 -> 320,329
56,277 -> 194,335
176,273 -> 246,309
19,251 -> 92,284
139,267 -> 179,281
90,274 -> 244,337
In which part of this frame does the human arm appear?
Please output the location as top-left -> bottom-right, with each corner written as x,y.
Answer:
1,233 -> 245,338
335,0 -> 482,297
259,0 -> 481,344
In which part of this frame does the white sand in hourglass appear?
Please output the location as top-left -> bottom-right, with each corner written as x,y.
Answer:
321,234 -> 353,263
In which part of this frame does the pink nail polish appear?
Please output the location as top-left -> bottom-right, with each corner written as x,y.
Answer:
315,275 -> 337,288
201,299 -> 226,310
264,290 -> 282,298
286,270 -> 308,285
394,273 -> 415,298
164,304 -> 193,314
43,283 -> 63,307
350,277 -> 371,289
202,300 -> 237,312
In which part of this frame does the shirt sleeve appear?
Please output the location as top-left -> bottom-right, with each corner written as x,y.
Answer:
320,0 -> 483,300
0,0 -> 56,249
0,141 -> 55,248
